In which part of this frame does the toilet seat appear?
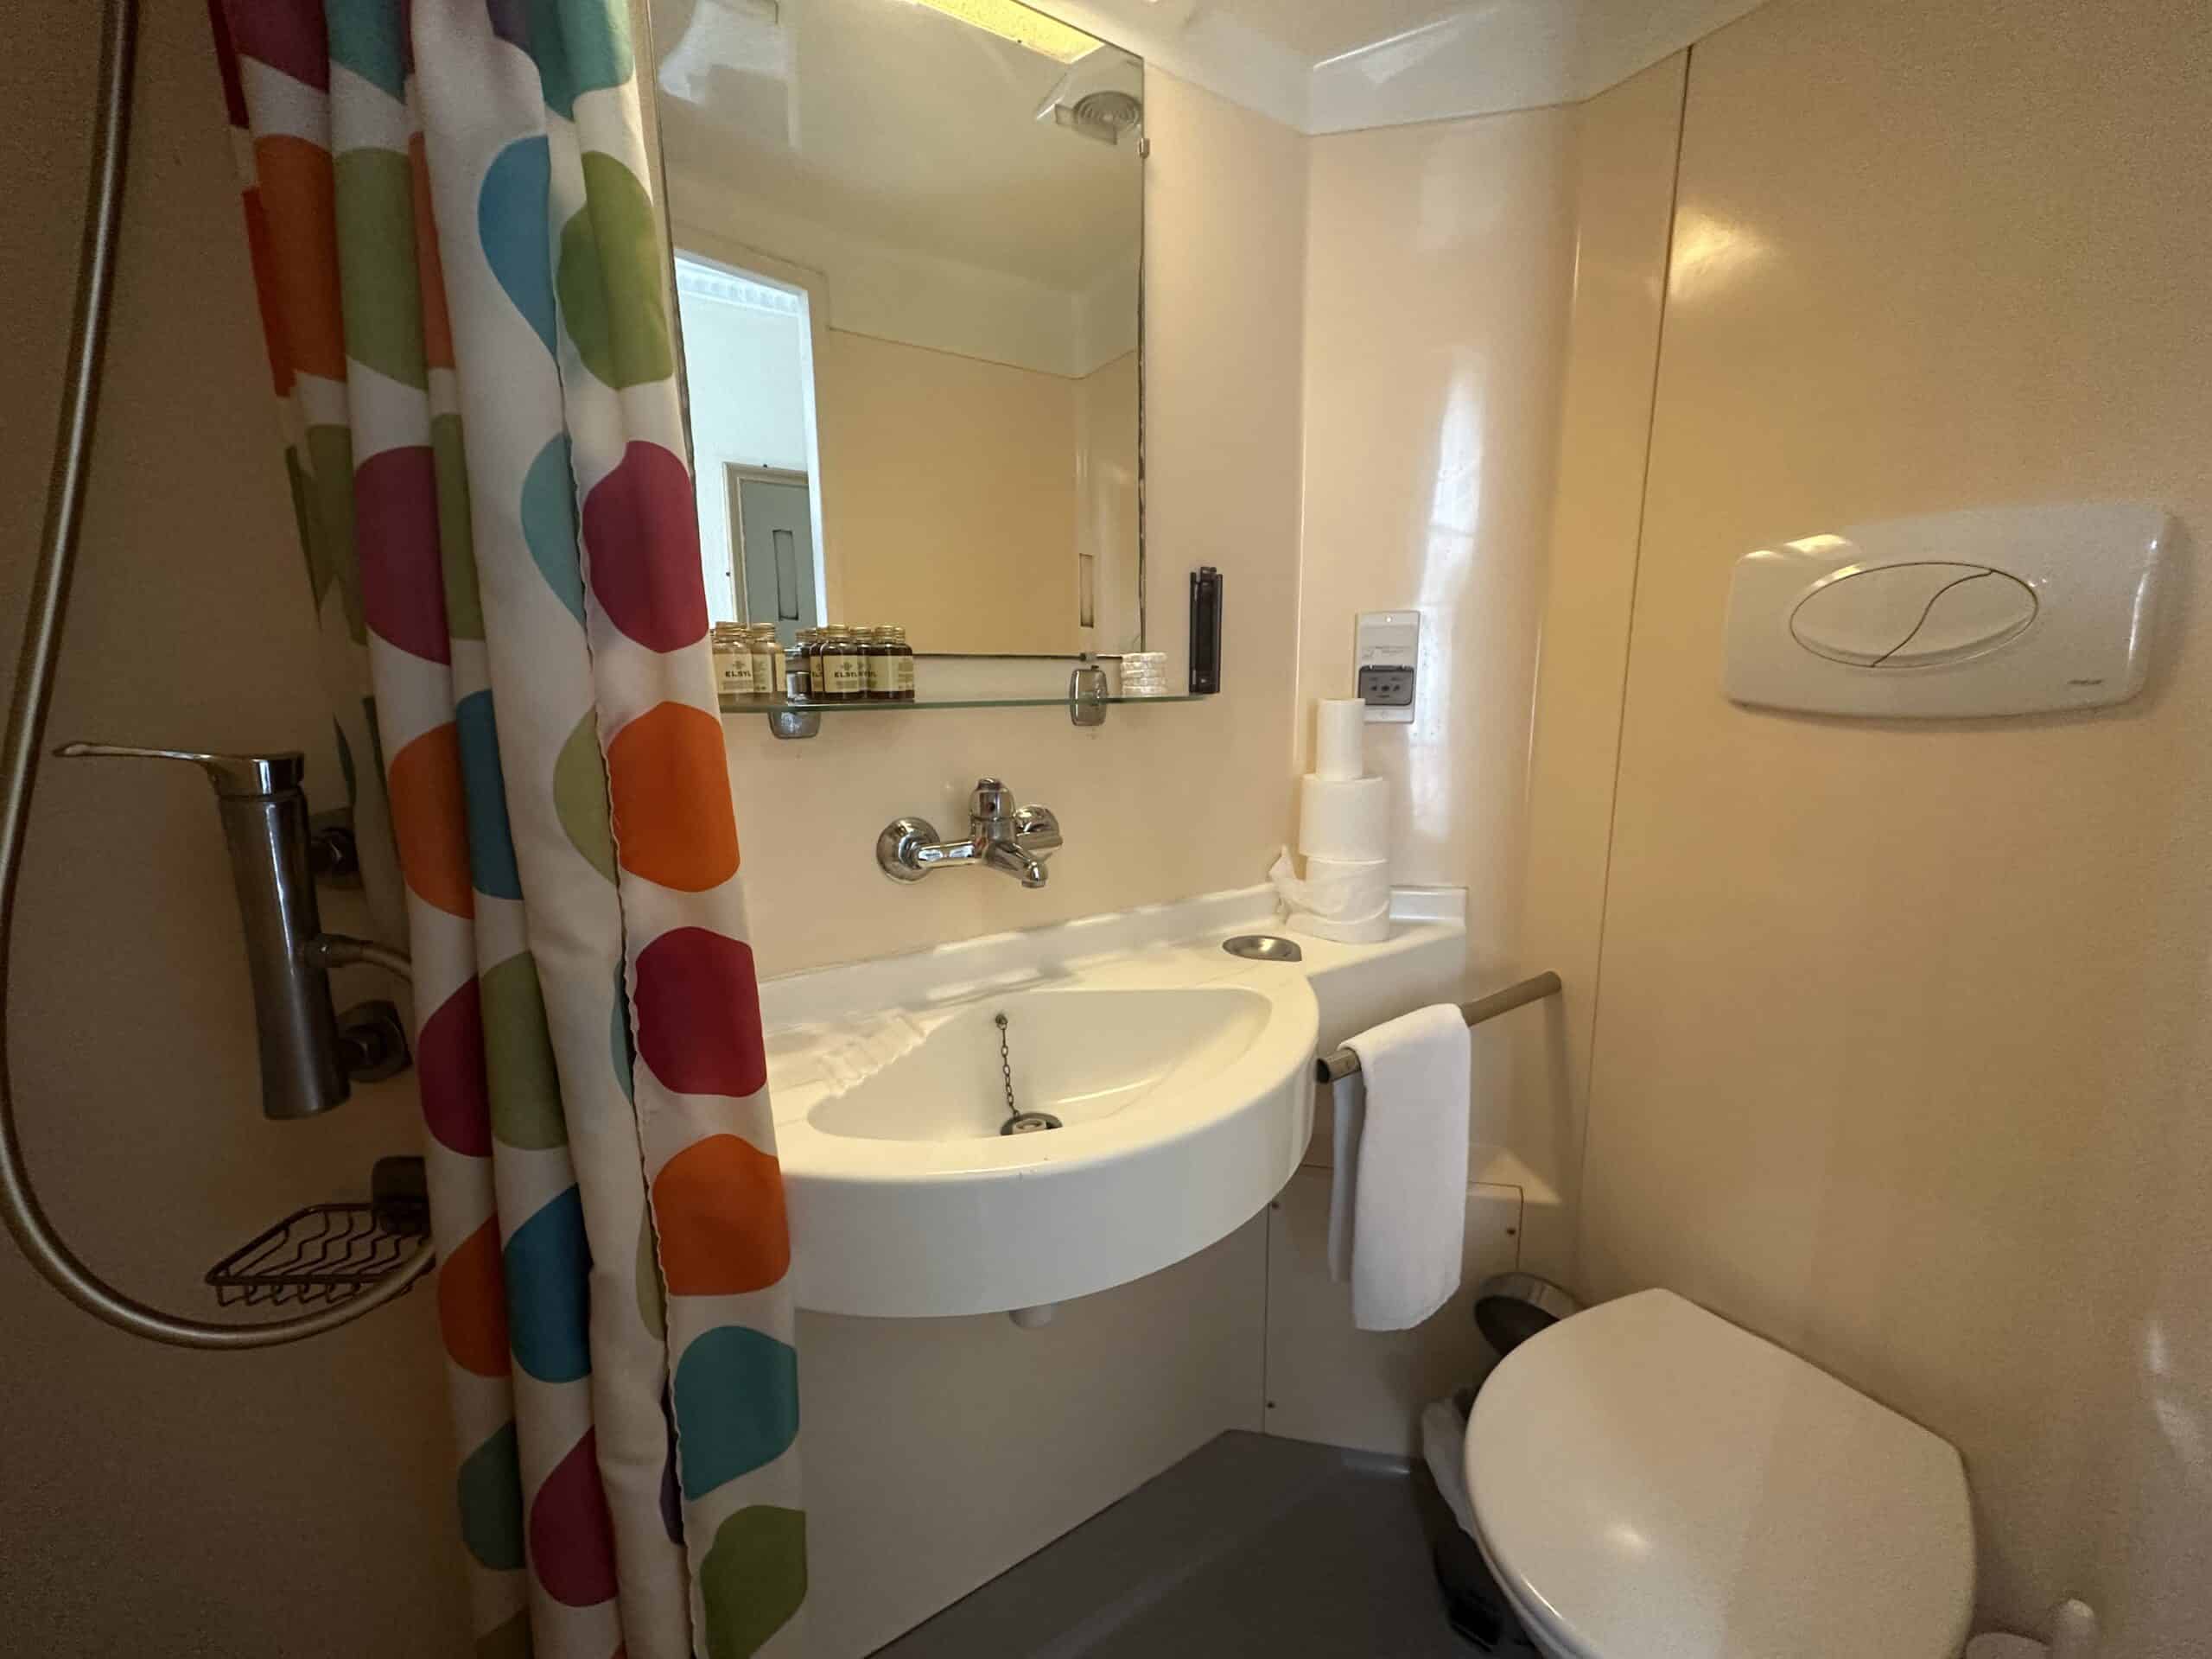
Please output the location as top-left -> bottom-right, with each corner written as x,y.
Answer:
1463,1288 -> 1974,1659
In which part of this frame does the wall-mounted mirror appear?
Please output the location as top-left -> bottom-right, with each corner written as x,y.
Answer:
649,0 -> 1145,658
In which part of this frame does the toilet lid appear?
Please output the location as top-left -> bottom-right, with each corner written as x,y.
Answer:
1464,1289 -> 1974,1659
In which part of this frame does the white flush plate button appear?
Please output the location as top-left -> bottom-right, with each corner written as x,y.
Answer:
1725,502 -> 2171,717
1890,569 -> 2037,664
1790,563 -> 2037,667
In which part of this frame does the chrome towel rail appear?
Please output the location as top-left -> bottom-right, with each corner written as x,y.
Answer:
1315,970 -> 1562,1084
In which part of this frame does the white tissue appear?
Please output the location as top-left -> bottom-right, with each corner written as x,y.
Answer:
811,1011 -> 930,1095
1269,848 -> 1391,943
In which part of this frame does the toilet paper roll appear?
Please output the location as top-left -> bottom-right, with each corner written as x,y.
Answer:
1272,853 -> 1389,912
1313,698 -> 1368,781
1302,855 -> 1390,915
1299,773 -> 1390,861
1269,848 -> 1392,944
1288,908 -> 1393,944
1293,867 -> 1390,944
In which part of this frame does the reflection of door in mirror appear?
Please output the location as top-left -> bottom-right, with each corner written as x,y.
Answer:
729,467 -> 818,640
673,255 -> 830,641
651,0 -> 1144,658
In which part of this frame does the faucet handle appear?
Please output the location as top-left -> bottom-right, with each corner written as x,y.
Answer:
969,777 -> 1014,824
1012,804 -> 1061,855
54,741 -> 306,798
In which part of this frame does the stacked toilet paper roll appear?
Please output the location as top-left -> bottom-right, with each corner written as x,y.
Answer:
1298,774 -> 1389,860
1314,696 -> 1366,780
1283,698 -> 1391,943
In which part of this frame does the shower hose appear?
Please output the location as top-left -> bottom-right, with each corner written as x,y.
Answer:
0,0 -> 431,1347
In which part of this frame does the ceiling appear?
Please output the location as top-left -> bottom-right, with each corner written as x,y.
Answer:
1020,0 -> 1772,133
647,0 -> 1770,295
652,0 -> 1142,295
1198,0 -> 1489,64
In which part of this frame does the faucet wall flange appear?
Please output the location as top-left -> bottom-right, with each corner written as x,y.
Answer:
875,817 -> 942,883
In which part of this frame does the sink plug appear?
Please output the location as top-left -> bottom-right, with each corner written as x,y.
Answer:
994,1012 -> 1062,1135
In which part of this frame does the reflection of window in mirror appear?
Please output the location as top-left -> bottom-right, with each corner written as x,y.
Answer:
672,256 -> 830,645
652,0 -> 1144,658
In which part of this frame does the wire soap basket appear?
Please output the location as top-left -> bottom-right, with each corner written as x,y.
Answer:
204,1156 -> 431,1309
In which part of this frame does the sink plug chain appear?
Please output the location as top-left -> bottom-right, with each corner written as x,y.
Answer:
995,1012 -> 1061,1135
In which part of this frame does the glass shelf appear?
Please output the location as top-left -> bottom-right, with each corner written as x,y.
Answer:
719,692 -> 1201,738
717,695 -> 1198,714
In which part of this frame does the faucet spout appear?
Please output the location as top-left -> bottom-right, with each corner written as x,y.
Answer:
983,841 -> 1049,888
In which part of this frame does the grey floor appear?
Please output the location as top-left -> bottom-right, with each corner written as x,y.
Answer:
874,1431 -> 1478,1657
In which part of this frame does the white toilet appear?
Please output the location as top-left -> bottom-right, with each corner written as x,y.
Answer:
1463,1288 -> 1976,1659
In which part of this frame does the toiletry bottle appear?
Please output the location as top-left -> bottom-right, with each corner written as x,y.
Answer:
864,627 -> 898,702
747,626 -> 777,702
711,622 -> 753,702
825,628 -> 864,702
764,629 -> 786,704
889,626 -> 916,701
804,628 -> 828,701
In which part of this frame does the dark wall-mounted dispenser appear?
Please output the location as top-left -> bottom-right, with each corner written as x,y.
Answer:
1189,565 -> 1224,694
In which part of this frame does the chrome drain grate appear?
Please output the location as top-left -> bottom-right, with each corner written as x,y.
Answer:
1001,1112 -> 1063,1135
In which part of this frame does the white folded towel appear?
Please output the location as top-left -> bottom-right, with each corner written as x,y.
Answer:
1326,1073 -> 1364,1283
1326,1004 -> 1471,1331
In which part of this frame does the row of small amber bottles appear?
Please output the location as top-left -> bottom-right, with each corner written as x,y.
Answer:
791,626 -> 915,702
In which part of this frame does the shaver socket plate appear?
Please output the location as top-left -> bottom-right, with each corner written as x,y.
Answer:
1356,610 -> 1420,723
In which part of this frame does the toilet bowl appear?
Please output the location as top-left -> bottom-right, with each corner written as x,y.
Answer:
1463,1288 -> 1975,1659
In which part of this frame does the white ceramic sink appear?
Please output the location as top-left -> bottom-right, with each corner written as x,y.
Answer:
762,915 -> 1324,1318
804,986 -> 1272,1143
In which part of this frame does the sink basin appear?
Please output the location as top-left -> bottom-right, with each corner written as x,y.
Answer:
805,986 -> 1272,1142
765,945 -> 1319,1318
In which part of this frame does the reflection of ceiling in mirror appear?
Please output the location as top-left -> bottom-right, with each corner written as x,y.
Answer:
1199,0 -> 1483,62
963,0 -> 1770,133
651,0 -> 1141,296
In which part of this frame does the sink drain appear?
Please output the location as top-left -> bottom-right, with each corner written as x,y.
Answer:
993,1014 -> 1061,1134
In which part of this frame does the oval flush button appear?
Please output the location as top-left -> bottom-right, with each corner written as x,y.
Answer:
1791,563 -> 2037,667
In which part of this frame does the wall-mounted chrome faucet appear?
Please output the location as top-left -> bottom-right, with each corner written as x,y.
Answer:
877,778 -> 1062,888
54,743 -> 407,1119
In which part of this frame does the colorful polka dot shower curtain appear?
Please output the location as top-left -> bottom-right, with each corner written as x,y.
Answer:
206,3 -> 804,1654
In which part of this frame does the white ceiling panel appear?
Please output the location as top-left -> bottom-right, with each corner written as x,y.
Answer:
1030,0 -> 1773,133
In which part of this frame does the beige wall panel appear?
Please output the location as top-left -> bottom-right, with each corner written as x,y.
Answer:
1578,0 -> 2212,1639
1515,56 -> 1685,1235
817,331 -> 1079,653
